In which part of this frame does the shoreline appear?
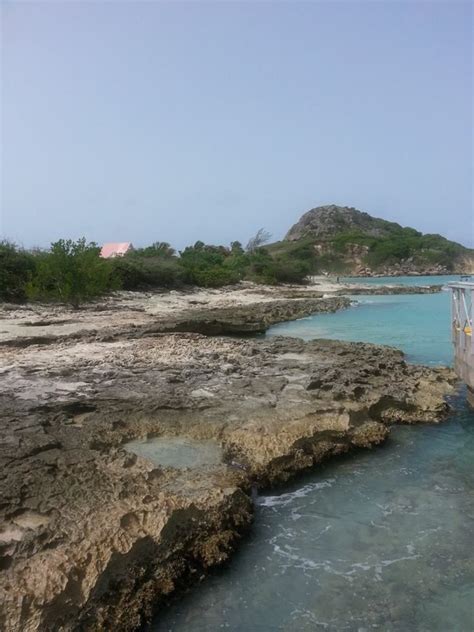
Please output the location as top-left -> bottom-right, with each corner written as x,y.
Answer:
0,282 -> 457,631
0,279 -> 443,346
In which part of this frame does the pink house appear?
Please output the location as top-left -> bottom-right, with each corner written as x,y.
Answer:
100,242 -> 134,258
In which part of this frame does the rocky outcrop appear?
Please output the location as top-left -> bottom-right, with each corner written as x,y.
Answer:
0,289 -> 350,347
282,205 -> 474,275
285,205 -> 397,241
355,262 -> 467,277
138,296 -> 350,336
0,323 -> 457,630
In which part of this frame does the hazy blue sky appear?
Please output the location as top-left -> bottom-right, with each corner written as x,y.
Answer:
1,1 -> 472,249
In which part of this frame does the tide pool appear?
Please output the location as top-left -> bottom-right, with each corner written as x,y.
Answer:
151,278 -> 474,632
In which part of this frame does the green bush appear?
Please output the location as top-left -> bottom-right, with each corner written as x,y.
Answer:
322,226 -> 468,271
367,239 -> 411,266
110,257 -> 147,290
272,256 -> 310,283
26,238 -> 116,307
179,242 -> 241,287
192,266 -> 240,287
0,241 -> 36,302
112,255 -> 184,289
331,231 -> 375,254
1,233 -> 320,305
132,242 -> 176,258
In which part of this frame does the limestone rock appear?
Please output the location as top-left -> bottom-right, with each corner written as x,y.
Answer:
0,327 -> 457,631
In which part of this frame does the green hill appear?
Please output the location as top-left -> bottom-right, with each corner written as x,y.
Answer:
268,205 -> 474,276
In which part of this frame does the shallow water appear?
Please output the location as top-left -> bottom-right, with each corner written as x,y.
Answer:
124,437 -> 223,469
341,274 -> 463,287
269,292 -> 452,367
151,276 -> 474,631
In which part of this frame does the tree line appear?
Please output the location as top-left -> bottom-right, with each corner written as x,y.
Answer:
0,231 -> 313,307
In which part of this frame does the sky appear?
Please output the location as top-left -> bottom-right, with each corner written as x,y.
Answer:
1,0 -> 473,250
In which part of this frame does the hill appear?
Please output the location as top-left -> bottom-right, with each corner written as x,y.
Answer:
269,205 -> 474,276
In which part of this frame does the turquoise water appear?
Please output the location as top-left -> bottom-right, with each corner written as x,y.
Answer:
341,274 -> 463,287
151,278 -> 474,632
268,292 -> 452,367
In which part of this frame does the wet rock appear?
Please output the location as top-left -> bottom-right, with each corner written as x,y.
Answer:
0,324 -> 457,631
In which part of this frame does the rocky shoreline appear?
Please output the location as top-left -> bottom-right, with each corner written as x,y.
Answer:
0,281 -> 443,348
0,284 -> 457,631
336,284 -> 443,295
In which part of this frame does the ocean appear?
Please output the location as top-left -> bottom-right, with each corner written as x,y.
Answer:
151,276 -> 474,631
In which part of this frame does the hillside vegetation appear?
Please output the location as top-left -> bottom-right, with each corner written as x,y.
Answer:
270,205 -> 474,276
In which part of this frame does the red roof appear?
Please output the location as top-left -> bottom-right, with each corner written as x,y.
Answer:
100,242 -> 133,258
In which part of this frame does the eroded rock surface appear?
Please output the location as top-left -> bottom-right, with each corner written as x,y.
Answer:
0,281 -> 443,348
0,316 -> 456,631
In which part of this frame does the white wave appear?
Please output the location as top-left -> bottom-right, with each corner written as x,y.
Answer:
290,608 -> 331,628
380,553 -> 420,567
258,479 -> 336,508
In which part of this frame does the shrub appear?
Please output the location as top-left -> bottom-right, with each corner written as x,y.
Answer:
26,238 -> 116,307
132,242 -> 176,258
179,242 -> 241,287
0,241 -> 36,302
2,233 -> 321,305
191,265 -> 240,287
110,256 -> 147,290
367,239 -> 411,266
272,256 -> 310,283
112,255 -> 184,289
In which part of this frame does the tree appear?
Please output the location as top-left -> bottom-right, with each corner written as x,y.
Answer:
230,241 -> 244,255
246,228 -> 272,253
112,255 -> 184,289
136,242 -> 176,258
27,238 -> 116,307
